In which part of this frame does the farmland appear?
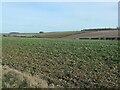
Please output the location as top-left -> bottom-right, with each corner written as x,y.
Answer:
3,29 -> 119,39
2,37 -> 119,88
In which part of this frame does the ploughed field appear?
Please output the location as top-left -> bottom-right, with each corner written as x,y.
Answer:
4,29 -> 119,40
2,37 -> 119,88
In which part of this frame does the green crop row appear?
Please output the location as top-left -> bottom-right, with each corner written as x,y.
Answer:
2,37 -> 119,88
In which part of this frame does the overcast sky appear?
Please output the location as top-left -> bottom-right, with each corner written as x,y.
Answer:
2,2 -> 118,33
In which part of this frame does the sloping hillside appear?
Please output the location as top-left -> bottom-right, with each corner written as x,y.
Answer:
3,29 -> 119,40
62,30 -> 119,39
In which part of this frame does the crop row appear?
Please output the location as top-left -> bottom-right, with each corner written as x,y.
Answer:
2,37 -> 119,88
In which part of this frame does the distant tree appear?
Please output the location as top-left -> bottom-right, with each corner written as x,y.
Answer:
39,31 -> 44,33
3,35 -> 7,37
9,32 -> 19,34
117,27 -> 120,30
81,28 -> 117,31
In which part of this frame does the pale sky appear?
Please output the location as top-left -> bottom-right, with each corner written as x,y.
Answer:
2,2 -> 118,33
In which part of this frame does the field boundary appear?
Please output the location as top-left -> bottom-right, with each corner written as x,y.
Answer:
2,65 -> 48,88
